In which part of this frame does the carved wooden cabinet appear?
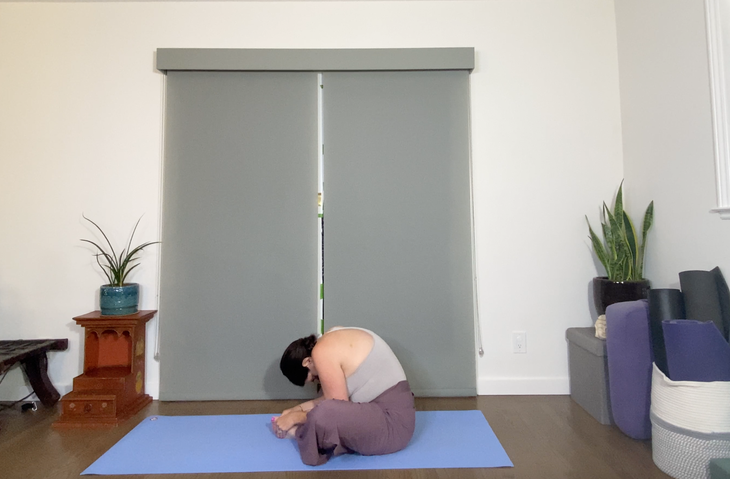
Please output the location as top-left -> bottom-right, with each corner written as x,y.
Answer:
54,310 -> 156,429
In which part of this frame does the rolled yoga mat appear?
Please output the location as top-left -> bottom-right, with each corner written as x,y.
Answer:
662,320 -> 730,382
647,289 -> 685,376
713,266 -> 730,341
82,411 -> 513,475
679,269 -> 730,341
605,300 -> 653,440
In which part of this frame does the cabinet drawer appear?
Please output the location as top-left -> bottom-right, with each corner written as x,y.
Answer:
62,397 -> 117,418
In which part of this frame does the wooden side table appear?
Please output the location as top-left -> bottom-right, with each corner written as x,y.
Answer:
53,310 -> 156,429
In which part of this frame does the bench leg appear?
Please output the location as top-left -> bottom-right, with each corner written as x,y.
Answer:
21,353 -> 60,407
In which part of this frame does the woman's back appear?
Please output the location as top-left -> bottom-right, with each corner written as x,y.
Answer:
320,326 -> 407,403
317,327 -> 374,379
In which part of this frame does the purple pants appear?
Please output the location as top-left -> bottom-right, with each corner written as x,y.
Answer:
295,380 -> 416,466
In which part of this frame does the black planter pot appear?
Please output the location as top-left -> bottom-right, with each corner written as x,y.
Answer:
593,277 -> 650,315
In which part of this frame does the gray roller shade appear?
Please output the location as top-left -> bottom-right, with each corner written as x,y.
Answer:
159,71 -> 319,400
322,71 -> 476,396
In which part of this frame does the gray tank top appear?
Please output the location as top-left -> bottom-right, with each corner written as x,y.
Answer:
328,327 -> 407,403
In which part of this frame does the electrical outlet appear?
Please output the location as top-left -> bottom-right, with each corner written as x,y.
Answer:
512,331 -> 526,354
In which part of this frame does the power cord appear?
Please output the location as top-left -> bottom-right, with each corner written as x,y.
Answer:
0,391 -> 35,413
0,367 -> 38,412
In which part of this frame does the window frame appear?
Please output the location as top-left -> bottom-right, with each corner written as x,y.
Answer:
706,0 -> 730,218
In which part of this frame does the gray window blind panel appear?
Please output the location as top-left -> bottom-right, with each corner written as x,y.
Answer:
160,71 -> 319,400
322,71 -> 476,397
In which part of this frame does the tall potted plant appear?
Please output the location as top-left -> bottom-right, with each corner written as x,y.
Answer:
586,182 -> 654,316
81,215 -> 159,316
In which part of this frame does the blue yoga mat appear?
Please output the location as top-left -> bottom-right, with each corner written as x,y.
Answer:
82,410 -> 512,474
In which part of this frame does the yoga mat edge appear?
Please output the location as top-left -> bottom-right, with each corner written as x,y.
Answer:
82,411 -> 512,475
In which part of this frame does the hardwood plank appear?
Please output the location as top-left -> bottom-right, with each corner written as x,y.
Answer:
0,396 -> 670,479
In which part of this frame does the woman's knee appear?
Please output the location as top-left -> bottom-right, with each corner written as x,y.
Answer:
307,399 -> 348,427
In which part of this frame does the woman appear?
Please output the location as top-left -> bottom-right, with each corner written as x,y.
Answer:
274,326 -> 416,466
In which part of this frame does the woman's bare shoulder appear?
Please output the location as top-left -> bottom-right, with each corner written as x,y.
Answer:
319,327 -> 371,347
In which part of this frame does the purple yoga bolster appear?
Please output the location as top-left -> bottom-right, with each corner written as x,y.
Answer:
663,320 -> 730,382
605,300 -> 653,440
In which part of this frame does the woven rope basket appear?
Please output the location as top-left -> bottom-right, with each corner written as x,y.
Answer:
652,412 -> 730,479
651,365 -> 730,479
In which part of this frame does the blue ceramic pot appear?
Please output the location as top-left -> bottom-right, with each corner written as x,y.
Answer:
100,283 -> 139,316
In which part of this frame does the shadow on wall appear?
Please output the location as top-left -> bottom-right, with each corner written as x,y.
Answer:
386,337 -> 431,396
262,357 -> 318,401
587,280 -> 598,322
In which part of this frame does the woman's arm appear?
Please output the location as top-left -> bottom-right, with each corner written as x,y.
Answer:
311,342 -> 349,401
281,396 -> 325,416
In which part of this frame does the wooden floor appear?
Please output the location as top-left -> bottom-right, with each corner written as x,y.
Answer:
0,395 -> 670,479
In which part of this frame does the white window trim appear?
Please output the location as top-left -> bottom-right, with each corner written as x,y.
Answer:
706,0 -> 730,218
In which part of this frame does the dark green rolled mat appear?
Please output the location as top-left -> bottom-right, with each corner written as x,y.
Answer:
679,269 -> 729,340
648,289 -> 685,375
712,266 -> 730,341
710,458 -> 730,479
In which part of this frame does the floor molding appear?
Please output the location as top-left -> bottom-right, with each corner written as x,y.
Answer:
477,376 -> 569,395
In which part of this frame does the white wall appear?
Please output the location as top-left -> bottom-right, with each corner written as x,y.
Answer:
614,0 -> 730,291
0,0 -> 623,400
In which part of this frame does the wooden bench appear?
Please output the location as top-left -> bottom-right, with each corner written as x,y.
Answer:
0,339 -> 68,407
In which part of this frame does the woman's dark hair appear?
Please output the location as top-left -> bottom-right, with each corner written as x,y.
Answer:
280,334 -> 317,387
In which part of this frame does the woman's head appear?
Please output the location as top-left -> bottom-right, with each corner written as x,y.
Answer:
280,334 -> 317,386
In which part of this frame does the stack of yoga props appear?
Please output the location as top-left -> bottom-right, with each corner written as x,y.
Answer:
82,410 -> 512,475
606,268 -> 730,479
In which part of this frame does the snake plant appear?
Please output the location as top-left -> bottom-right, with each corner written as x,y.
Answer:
586,182 -> 654,282
81,215 -> 159,287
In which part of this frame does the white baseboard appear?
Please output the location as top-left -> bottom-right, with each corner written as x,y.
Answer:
0,383 -> 73,403
477,376 -> 569,395
3,381 -> 568,400
56,383 -> 73,396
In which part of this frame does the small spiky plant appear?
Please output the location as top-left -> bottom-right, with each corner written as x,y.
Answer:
81,215 -> 159,287
586,182 -> 654,282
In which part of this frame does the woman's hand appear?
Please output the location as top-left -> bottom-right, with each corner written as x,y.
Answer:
281,404 -> 305,416
281,396 -> 324,416
273,410 -> 307,439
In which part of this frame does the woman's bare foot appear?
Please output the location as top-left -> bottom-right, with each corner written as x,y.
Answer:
272,416 -> 300,439
273,410 -> 306,439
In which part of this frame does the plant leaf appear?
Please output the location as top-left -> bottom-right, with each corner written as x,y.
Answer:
586,217 -> 610,277
613,181 -> 624,223
622,211 -> 638,280
94,253 -> 114,285
637,201 -> 655,279
81,215 -> 159,286
586,182 -> 653,283
121,263 -> 141,284
642,201 -> 654,243
82,214 -> 117,261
